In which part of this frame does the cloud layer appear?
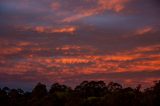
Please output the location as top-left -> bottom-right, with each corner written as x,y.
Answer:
0,0 -> 160,89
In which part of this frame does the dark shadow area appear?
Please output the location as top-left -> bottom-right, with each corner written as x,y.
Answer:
1,80 -> 160,106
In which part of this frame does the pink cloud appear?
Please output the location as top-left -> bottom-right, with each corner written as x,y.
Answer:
135,26 -> 154,35
62,0 -> 129,22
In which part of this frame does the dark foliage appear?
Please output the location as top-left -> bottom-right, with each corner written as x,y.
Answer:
1,80 -> 160,106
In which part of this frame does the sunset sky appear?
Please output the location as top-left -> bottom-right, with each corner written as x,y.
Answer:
0,0 -> 160,90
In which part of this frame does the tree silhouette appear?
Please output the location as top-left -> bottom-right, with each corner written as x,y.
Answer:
49,83 -> 71,94
32,82 -> 47,98
30,82 -> 47,106
0,80 -> 160,106
75,81 -> 107,98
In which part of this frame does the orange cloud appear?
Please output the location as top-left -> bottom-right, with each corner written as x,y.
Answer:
82,44 -> 160,73
34,26 -> 77,34
35,26 -> 45,33
62,9 -> 97,23
50,2 -> 61,11
55,57 -> 91,64
62,0 -> 129,22
0,47 -> 23,55
56,45 -> 82,51
0,42 -> 159,81
97,0 -> 129,12
135,26 -> 154,35
18,25 -> 77,34
55,45 -> 97,53
51,26 -> 77,33
17,42 -> 31,47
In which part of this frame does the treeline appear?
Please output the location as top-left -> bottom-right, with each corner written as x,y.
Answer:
0,80 -> 160,106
